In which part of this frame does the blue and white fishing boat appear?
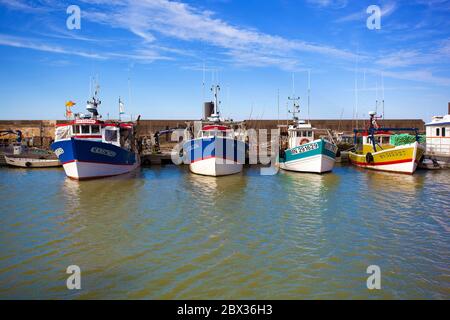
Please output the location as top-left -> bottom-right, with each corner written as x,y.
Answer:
279,97 -> 337,173
51,86 -> 140,180
184,85 -> 246,176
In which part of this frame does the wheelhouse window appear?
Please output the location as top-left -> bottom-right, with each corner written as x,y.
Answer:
442,127 -> 446,137
307,131 -> 312,137
73,125 -> 80,134
81,125 -> 90,134
91,125 -> 100,134
436,128 -> 440,136
105,128 -> 118,142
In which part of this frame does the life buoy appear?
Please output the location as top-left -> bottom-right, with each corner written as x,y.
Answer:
300,138 -> 309,145
366,153 -> 374,164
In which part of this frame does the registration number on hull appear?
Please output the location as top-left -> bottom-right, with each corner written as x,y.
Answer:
291,142 -> 319,155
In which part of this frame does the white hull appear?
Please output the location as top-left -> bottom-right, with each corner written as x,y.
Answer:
190,157 -> 243,176
360,161 -> 418,174
280,154 -> 335,173
5,156 -> 61,168
63,159 -> 140,180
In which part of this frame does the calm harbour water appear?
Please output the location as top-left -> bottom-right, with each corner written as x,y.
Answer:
0,164 -> 449,299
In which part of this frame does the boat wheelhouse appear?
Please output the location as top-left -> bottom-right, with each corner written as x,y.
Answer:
51,87 -> 139,180
425,107 -> 450,158
349,112 -> 425,174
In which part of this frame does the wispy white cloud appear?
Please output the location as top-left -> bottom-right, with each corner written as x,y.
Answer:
335,2 -> 397,23
0,34 -> 107,59
306,0 -> 348,9
0,33 -> 172,62
79,0 -> 357,69
376,38 -> 450,68
364,67 -> 450,86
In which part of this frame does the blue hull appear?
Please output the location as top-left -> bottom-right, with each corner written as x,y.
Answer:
50,139 -> 139,179
183,136 -> 246,164
51,138 -> 137,166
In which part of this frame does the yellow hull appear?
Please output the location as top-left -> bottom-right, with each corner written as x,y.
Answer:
349,142 -> 425,174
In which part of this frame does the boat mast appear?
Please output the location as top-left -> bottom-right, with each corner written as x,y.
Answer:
307,69 -> 311,124
86,81 -> 101,120
210,84 -> 221,122
288,74 -> 300,124
354,50 -> 359,130
382,73 -> 385,120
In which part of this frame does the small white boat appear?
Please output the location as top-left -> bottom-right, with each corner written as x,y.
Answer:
5,154 -> 61,168
418,159 -> 446,170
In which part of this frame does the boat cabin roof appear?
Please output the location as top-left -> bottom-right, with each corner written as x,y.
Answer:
425,114 -> 450,126
57,119 -> 134,129
202,125 -> 229,131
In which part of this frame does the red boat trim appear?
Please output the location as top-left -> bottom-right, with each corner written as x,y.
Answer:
202,125 -> 229,131
62,159 -> 136,166
351,158 -> 413,166
191,155 -> 239,164
73,135 -> 103,139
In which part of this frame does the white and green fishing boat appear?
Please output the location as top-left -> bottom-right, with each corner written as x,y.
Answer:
279,97 -> 337,173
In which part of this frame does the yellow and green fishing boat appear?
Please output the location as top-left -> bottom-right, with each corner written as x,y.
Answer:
349,112 -> 425,174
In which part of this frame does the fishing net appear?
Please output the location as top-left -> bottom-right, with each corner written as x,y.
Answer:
389,134 -> 425,146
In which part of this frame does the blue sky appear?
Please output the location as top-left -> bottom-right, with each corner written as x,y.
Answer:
0,0 -> 449,121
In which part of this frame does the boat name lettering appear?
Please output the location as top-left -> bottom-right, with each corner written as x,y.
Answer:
90,147 -> 116,158
291,142 -> 319,155
75,119 -> 97,124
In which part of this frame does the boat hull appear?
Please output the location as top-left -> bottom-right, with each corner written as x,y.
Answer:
280,139 -> 337,173
190,157 -> 243,176
5,156 -> 61,168
51,138 -> 139,180
62,160 -> 140,180
348,142 -> 424,174
184,136 -> 246,177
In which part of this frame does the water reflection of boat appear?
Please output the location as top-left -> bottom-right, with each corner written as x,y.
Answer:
185,171 -> 247,197
363,169 -> 425,194
62,171 -> 144,213
281,170 -> 340,197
